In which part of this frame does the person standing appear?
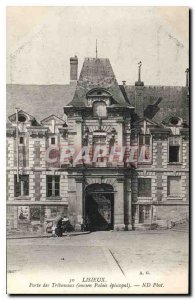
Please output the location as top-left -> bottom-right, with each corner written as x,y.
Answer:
55,216 -> 63,237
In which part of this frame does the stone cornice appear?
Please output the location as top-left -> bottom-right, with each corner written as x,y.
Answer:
6,201 -> 68,206
28,127 -> 48,137
150,128 -> 171,134
180,128 -> 189,139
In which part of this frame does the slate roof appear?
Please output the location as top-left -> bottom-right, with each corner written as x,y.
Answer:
6,84 -> 75,122
122,85 -> 189,124
6,57 -> 189,125
7,83 -> 189,125
68,58 -> 128,107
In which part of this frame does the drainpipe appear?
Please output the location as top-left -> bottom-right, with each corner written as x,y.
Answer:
16,108 -> 19,182
82,172 -> 86,231
150,202 -> 153,228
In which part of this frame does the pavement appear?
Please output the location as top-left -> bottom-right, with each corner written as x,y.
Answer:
7,229 -> 189,294
7,231 -> 90,239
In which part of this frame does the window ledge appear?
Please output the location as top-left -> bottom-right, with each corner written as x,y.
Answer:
46,196 -> 62,201
137,162 -> 152,165
137,197 -> 152,200
167,197 -> 182,200
18,219 -> 30,224
168,163 -> 182,165
14,196 -> 30,200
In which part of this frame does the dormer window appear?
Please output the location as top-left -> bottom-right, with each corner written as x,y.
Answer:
93,101 -> 107,118
86,88 -> 112,110
18,115 -> 27,123
170,117 -> 179,125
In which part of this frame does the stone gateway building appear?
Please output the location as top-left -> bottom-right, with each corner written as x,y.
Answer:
6,56 -> 189,234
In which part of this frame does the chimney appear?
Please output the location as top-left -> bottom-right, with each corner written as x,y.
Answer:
122,81 -> 126,86
135,61 -> 144,117
70,55 -> 78,83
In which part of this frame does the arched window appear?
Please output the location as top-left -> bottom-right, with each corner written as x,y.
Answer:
169,117 -> 179,125
18,115 -> 27,123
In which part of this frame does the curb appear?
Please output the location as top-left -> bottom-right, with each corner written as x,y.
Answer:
7,231 -> 91,240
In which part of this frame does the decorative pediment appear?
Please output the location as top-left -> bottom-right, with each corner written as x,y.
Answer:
133,117 -> 161,135
8,110 -> 35,124
150,128 -> 171,140
41,114 -> 65,125
133,117 -> 160,127
161,114 -> 183,127
86,88 -> 112,98
27,127 -> 48,138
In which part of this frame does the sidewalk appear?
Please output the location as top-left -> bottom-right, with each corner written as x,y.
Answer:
7,231 -> 90,240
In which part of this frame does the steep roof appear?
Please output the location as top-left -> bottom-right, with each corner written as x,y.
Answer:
123,85 -> 189,124
6,84 -> 75,122
68,58 -> 128,107
7,84 -> 189,124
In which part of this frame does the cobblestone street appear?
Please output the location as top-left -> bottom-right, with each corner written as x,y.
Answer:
7,229 -> 189,294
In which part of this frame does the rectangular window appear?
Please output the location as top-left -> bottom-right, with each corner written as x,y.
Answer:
138,134 -> 151,163
138,178 -> 152,197
167,176 -> 181,197
14,175 -> 29,197
169,146 -> 180,162
139,205 -> 151,223
46,175 -> 60,197
93,135 -> 107,163
51,137 -> 56,145
169,136 -> 180,163
19,136 -> 24,144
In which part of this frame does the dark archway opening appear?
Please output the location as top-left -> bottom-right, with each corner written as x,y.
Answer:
85,183 -> 114,232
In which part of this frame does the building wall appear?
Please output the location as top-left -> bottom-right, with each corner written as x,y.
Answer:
131,126 -> 189,228
6,110 -> 189,233
6,116 -> 70,234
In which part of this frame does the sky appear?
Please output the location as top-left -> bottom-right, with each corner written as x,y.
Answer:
6,6 -> 189,86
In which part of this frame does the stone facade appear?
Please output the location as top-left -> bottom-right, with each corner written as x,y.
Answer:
6,57 -> 189,233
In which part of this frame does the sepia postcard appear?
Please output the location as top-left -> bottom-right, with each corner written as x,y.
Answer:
6,6 -> 190,294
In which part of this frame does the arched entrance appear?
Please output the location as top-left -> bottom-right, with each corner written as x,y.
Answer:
85,183 -> 114,231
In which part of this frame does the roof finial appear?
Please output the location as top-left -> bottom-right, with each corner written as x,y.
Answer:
96,39 -> 98,59
138,61 -> 142,82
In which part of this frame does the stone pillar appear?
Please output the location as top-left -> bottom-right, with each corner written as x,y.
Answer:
116,120 -> 124,167
134,204 -> 139,224
126,178 -> 132,230
114,177 -> 125,230
75,177 -> 83,231
74,119 -> 82,162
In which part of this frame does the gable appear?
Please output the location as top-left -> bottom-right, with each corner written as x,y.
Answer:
8,110 -> 35,123
133,117 -> 160,127
41,114 -> 65,125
